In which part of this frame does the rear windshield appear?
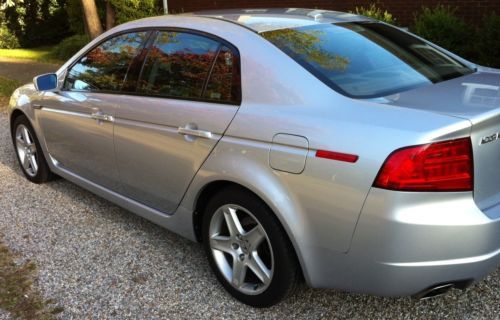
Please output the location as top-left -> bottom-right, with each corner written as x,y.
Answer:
261,22 -> 474,99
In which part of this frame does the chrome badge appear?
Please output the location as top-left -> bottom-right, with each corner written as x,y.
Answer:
480,132 -> 499,145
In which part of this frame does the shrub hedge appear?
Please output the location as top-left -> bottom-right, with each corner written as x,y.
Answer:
354,3 -> 396,25
0,26 -> 19,49
354,3 -> 499,68
476,12 -> 500,67
412,5 -> 474,57
50,35 -> 91,61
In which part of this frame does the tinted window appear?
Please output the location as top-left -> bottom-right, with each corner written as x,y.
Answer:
64,32 -> 149,92
203,45 -> 241,104
138,31 -> 219,99
262,22 -> 473,98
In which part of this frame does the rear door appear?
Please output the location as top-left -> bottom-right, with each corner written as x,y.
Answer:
114,30 -> 241,213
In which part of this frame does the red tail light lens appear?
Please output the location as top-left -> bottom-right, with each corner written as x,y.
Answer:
374,138 -> 473,192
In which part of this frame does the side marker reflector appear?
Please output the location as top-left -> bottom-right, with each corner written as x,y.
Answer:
316,150 -> 359,163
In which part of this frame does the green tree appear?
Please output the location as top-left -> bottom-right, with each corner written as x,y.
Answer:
67,0 -> 161,38
1,0 -> 72,47
80,0 -> 103,39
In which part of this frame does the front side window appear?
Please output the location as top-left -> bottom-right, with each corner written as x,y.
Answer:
64,32 -> 149,92
138,31 -> 220,99
262,22 -> 473,98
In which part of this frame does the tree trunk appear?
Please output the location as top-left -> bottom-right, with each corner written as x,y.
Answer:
80,0 -> 103,39
105,1 -> 116,30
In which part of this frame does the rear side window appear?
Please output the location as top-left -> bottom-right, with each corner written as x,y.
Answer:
203,45 -> 241,104
138,31 -> 241,104
138,31 -> 219,99
64,32 -> 149,92
262,22 -> 473,98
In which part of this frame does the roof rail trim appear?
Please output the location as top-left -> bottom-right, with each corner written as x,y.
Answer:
194,15 -> 259,34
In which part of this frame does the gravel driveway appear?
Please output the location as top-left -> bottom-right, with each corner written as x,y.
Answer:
0,110 -> 498,319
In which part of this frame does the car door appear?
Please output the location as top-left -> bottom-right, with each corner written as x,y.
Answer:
113,30 -> 241,213
37,31 -> 151,191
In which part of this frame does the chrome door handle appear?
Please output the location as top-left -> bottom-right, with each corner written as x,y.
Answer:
91,112 -> 114,122
178,127 -> 213,139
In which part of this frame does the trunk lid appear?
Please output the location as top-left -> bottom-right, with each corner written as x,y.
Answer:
379,69 -> 500,212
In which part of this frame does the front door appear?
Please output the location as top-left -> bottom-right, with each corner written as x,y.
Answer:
114,30 -> 242,213
37,31 -> 151,191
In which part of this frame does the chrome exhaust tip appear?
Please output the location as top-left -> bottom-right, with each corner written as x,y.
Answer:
417,283 -> 455,300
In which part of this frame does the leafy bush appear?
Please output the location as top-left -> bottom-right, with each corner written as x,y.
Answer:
477,13 -> 500,68
0,26 -> 19,49
354,3 -> 396,24
108,0 -> 162,24
51,35 -> 91,61
412,5 -> 473,57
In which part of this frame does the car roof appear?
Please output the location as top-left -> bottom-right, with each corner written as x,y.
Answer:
188,8 -> 373,33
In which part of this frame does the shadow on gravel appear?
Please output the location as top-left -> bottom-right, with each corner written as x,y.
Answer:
0,133 -> 26,182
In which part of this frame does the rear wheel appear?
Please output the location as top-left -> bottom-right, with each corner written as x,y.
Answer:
12,115 -> 53,183
202,187 -> 300,307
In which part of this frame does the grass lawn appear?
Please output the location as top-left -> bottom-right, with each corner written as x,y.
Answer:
0,75 -> 21,97
0,76 -> 21,113
0,47 -> 63,64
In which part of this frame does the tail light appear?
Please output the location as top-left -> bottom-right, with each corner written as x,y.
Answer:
373,138 -> 473,192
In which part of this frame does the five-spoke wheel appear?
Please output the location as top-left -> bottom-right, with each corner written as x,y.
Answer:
15,124 -> 39,177
209,204 -> 274,295
203,187 -> 300,307
12,115 -> 53,183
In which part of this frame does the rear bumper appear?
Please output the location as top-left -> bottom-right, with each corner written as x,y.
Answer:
305,189 -> 500,296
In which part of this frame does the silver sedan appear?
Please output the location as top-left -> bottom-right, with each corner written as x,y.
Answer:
8,8 -> 500,307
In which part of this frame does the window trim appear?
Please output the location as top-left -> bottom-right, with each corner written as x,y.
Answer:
201,44 -> 223,97
62,27 -> 242,106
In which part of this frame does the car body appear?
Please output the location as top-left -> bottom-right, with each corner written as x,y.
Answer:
8,8 -> 500,306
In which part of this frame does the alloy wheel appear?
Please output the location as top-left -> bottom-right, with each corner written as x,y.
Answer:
208,204 -> 274,295
15,124 -> 38,177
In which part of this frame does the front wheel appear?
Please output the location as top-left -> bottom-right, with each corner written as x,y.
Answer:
12,115 -> 54,183
202,187 -> 300,307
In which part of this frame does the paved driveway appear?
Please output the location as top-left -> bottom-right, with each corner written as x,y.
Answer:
0,57 -> 59,83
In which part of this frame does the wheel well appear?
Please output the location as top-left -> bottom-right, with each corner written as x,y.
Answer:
193,180 -> 305,281
10,109 -> 26,134
193,180 -> 242,242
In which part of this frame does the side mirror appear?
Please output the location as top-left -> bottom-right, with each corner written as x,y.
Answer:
33,73 -> 58,92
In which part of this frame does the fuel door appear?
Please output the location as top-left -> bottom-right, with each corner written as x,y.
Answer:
269,134 -> 309,174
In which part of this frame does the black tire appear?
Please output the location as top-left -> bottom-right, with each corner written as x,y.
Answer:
11,115 -> 54,183
202,186 -> 300,307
